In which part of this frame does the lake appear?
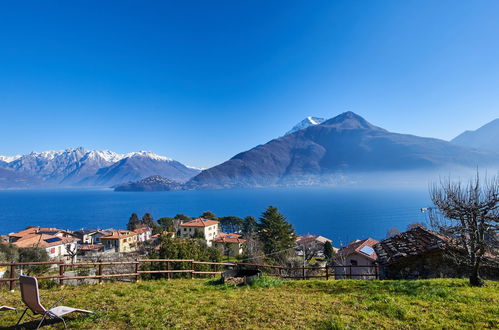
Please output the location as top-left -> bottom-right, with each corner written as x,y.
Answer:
0,187 -> 432,245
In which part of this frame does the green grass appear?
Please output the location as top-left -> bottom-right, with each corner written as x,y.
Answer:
0,278 -> 497,329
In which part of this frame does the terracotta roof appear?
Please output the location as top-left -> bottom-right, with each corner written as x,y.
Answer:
373,227 -> 446,265
213,233 -> 246,244
78,244 -> 104,251
134,227 -> 151,234
100,230 -> 136,240
336,238 -> 379,261
180,218 -> 219,227
12,234 -> 78,249
9,227 -> 72,239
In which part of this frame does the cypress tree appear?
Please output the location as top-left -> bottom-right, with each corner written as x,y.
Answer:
127,213 -> 141,231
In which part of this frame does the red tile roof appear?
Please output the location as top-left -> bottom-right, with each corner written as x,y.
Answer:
213,233 -> 246,244
12,234 -> 78,248
100,230 -> 136,240
134,227 -> 151,234
180,218 -> 219,227
336,238 -> 379,261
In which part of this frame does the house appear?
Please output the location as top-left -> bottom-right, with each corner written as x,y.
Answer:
8,227 -> 79,262
134,227 -> 153,242
8,227 -> 76,243
373,226 -> 499,280
213,233 -> 246,257
179,218 -> 220,247
100,230 -> 138,253
77,244 -> 105,256
334,238 -> 379,279
11,234 -> 79,262
74,229 -> 101,244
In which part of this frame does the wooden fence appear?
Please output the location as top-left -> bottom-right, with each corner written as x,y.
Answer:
0,260 -> 378,290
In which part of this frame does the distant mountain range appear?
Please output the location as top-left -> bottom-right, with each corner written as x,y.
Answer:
187,112 -> 499,189
451,118 -> 499,153
2,113 -> 498,190
0,147 -> 200,189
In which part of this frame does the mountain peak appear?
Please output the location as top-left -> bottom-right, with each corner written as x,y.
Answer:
322,112 -> 381,130
285,116 -> 325,135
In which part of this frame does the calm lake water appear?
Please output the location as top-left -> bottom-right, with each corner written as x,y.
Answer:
0,187 -> 432,244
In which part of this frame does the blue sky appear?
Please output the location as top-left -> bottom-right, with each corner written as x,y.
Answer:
0,1 -> 498,168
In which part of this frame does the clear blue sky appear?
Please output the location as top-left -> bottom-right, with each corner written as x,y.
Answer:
1,1 -> 498,168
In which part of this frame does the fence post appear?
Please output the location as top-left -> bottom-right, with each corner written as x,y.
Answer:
167,261 -> 171,280
135,259 -> 139,282
302,266 -> 306,280
9,263 -> 15,291
374,265 -> 378,280
59,264 -> 65,286
190,261 -> 194,279
98,264 -> 103,284
349,265 -> 352,279
213,263 -> 217,276
325,266 -> 329,280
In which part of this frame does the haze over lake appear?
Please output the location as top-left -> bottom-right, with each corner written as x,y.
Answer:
0,187 -> 430,244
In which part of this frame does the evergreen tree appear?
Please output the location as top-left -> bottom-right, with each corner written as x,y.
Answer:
201,211 -> 217,220
242,216 -> 258,235
142,213 -> 155,227
219,216 -> 244,233
174,214 -> 191,222
258,206 -> 296,260
324,241 -> 334,262
127,213 -> 141,231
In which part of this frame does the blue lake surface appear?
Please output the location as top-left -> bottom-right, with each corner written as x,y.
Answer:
0,187 -> 432,245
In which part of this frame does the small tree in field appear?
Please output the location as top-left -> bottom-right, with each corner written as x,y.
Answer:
324,241 -> 335,264
258,206 -> 296,263
429,173 -> 498,287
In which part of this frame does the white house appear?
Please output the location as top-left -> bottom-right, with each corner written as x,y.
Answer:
134,227 -> 153,242
11,234 -> 79,262
179,218 -> 220,246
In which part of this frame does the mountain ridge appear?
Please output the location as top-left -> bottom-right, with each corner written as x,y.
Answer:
0,147 -> 200,188
187,112 -> 499,189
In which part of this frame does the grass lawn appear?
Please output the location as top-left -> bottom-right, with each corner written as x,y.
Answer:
0,278 -> 497,329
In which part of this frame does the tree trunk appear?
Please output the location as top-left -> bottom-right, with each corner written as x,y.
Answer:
469,260 -> 484,287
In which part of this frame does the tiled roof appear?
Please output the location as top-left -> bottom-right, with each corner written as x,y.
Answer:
180,218 -> 219,227
12,234 -> 78,248
78,244 -> 104,251
100,230 -> 136,239
134,227 -> 151,234
213,232 -> 246,244
336,238 -> 379,261
373,227 -> 446,265
9,227 -> 71,239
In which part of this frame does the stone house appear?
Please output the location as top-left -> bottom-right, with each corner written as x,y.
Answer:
373,226 -> 499,280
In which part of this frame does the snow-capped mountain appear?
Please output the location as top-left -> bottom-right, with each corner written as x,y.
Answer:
0,155 -> 22,163
285,116 -> 325,135
0,147 -> 200,188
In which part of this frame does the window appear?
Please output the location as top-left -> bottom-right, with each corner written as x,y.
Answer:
350,259 -> 358,266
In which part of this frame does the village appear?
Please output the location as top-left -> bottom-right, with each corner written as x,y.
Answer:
3,210 -> 496,281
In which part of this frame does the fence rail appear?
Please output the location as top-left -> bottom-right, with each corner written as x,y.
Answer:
0,259 -> 378,290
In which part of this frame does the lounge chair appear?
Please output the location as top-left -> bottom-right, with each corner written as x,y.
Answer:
0,305 -> 16,312
16,275 -> 93,329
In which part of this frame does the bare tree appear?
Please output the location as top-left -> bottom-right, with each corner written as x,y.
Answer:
429,173 -> 498,286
